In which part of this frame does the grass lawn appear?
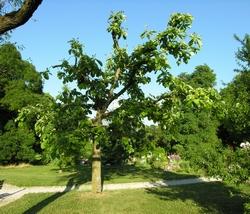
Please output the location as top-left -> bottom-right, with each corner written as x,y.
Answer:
1,182 -> 249,214
0,164 -> 196,187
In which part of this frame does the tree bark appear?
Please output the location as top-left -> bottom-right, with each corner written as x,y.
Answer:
91,111 -> 103,193
91,140 -> 102,193
0,0 -> 43,35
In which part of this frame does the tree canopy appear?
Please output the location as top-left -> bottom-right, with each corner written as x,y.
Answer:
19,11 -> 221,193
0,43 -> 43,130
234,34 -> 250,72
0,43 -> 45,164
219,34 -> 250,146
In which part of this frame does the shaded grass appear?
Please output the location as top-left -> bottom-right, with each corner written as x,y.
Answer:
0,164 -> 196,187
102,165 -> 196,184
1,182 -> 249,214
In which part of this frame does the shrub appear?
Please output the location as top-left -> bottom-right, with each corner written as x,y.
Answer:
176,141 -> 250,184
147,147 -> 168,169
0,122 -> 37,164
244,202 -> 250,214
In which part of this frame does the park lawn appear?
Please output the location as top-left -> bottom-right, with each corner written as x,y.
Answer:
1,182 -> 249,214
0,164 -> 196,187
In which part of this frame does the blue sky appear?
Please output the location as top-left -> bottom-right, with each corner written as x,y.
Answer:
10,0 -> 250,97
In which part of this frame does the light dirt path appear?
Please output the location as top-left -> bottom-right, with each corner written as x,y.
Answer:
0,177 -> 220,207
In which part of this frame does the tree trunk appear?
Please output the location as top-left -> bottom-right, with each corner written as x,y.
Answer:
91,137 -> 102,193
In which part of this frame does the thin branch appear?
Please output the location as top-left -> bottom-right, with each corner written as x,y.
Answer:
112,32 -> 119,49
52,64 -> 62,69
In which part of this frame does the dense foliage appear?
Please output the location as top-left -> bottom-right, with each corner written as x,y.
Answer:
0,43 -> 44,164
0,120 -> 37,164
218,35 -> 250,147
172,36 -> 250,184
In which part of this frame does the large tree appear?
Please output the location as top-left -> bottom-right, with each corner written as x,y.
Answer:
219,72 -> 250,146
0,43 -> 43,130
219,34 -> 250,146
0,0 -> 42,35
21,12 -> 219,193
158,64 -> 219,152
178,64 -> 216,88
234,34 -> 250,72
0,43 -> 45,164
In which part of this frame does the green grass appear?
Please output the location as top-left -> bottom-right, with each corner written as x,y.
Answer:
0,164 -> 196,187
1,182 -> 249,214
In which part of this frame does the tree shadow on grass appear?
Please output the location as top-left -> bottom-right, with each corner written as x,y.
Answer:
51,165 -> 92,186
102,165 -> 198,183
146,182 -> 250,214
53,164 -> 198,187
23,178 -> 77,214
0,180 -> 4,189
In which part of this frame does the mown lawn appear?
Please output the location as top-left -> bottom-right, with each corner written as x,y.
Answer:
1,182 -> 249,214
0,164 -> 196,187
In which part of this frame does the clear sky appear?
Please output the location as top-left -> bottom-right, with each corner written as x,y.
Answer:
9,0 -> 250,97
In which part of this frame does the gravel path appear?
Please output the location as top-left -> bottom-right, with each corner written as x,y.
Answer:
0,177 -> 220,207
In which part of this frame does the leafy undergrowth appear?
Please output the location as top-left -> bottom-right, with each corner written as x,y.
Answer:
1,182 -> 249,214
0,164 -> 196,187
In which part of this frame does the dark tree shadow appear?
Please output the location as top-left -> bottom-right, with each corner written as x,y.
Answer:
0,180 -> 4,189
53,164 -> 197,187
54,165 -> 92,186
0,189 -> 25,200
0,180 -> 25,200
146,182 -> 250,214
23,178 -> 77,214
53,164 -> 198,190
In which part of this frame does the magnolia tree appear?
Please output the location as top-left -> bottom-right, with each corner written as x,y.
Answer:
19,12 -> 221,193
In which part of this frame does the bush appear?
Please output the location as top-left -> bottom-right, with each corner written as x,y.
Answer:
244,202 -> 250,214
0,123 -> 37,164
146,147 -> 168,169
176,141 -> 250,184
176,142 -> 224,176
221,147 -> 250,184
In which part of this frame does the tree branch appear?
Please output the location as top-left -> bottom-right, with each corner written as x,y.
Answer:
105,69 -> 136,109
0,0 -> 43,35
107,67 -> 121,98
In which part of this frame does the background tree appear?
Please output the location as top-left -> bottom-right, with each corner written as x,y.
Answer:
178,64 -> 216,88
219,34 -> 250,147
219,71 -> 250,147
0,43 -> 43,129
171,36 -> 250,184
234,34 -> 250,72
0,0 -> 42,35
0,43 -> 44,164
151,64 -> 219,152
